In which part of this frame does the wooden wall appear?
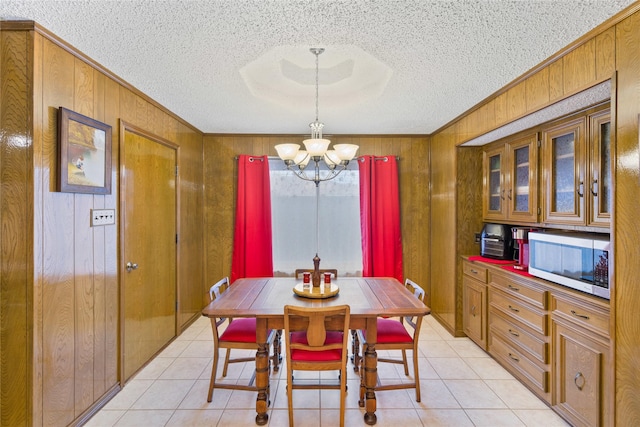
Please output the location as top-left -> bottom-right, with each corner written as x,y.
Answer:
0,22 -> 204,426
429,3 -> 640,424
202,134 -> 431,304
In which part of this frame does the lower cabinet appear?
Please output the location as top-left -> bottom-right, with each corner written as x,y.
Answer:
462,261 -> 488,349
463,258 -> 612,426
551,293 -> 611,427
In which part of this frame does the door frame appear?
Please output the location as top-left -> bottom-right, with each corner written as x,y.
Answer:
118,120 -> 181,383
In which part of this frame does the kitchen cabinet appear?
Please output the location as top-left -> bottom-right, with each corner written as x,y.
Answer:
462,260 -> 488,350
488,269 -> 551,403
551,292 -> 611,427
541,106 -> 611,228
482,133 -> 539,223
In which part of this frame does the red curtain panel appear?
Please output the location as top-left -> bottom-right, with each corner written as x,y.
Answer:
358,155 -> 404,283
230,155 -> 274,283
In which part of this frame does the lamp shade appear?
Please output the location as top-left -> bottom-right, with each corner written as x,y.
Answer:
324,150 -> 341,166
275,143 -> 300,160
333,144 -> 359,161
303,138 -> 331,157
294,150 -> 311,167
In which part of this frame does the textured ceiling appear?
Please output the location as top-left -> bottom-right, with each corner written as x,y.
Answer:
0,1 -> 635,135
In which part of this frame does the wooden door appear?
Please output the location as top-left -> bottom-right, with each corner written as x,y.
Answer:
121,124 -> 178,381
506,133 -> 539,223
541,117 -> 586,225
483,145 -> 506,220
587,109 -> 612,228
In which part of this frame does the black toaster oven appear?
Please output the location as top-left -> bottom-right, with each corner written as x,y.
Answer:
480,223 -> 513,260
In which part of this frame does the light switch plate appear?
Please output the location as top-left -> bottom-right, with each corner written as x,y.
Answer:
91,209 -> 115,226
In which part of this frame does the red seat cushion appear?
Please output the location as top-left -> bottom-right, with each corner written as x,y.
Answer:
289,331 -> 344,361
219,318 -> 263,343
372,318 -> 413,343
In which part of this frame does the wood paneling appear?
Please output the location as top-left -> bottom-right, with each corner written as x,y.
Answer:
563,39 -> 596,95
1,23 -> 204,426
614,9 -> 640,427
526,66 -> 550,112
0,28 -> 33,427
202,134 -> 431,304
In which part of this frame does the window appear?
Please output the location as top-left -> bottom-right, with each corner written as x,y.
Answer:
269,159 -> 362,276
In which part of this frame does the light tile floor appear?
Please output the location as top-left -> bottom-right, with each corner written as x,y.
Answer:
86,315 -> 569,427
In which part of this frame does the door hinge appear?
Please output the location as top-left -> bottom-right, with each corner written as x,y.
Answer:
537,140 -> 541,148
176,234 -> 179,244
537,207 -> 541,215
175,166 -> 179,176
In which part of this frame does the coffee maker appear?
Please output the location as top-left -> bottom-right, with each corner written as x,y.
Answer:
511,227 -> 536,270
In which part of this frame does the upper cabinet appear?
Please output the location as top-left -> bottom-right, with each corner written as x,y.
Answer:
483,133 -> 539,223
587,109 -> 612,227
541,106 -> 611,228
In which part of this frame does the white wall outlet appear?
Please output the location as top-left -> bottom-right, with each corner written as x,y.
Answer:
91,209 -> 115,226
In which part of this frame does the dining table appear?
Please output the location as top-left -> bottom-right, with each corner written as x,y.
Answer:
201,276 -> 430,425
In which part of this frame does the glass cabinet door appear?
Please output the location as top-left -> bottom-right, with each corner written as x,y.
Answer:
506,133 -> 538,222
542,117 -> 586,225
588,110 -> 611,227
483,146 -> 505,220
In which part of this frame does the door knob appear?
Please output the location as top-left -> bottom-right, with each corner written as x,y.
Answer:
126,262 -> 138,272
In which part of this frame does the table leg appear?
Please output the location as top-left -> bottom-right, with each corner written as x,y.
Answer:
255,319 -> 270,425
363,321 -> 378,425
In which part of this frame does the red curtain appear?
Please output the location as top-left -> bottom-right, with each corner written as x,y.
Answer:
230,155 -> 273,283
358,155 -> 404,283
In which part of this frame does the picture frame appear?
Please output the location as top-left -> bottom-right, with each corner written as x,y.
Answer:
57,107 -> 112,194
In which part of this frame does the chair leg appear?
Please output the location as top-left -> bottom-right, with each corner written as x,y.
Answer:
401,349 -> 409,376
222,348 -> 232,377
287,370 -> 294,426
271,330 -> 282,372
207,347 -> 221,402
351,330 -> 360,372
339,365 -> 347,427
413,348 -> 421,402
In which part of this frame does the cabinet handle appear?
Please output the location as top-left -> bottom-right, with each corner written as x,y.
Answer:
508,353 -> 520,362
577,181 -> 584,197
508,305 -> 520,313
508,284 -> 520,292
570,310 -> 590,320
471,305 -> 476,317
508,329 -> 520,337
470,269 -> 478,274
508,189 -> 512,200
574,372 -> 585,391
591,179 -> 598,196
501,188 -> 506,200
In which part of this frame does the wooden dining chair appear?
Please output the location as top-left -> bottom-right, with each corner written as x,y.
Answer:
284,304 -> 351,427
355,278 -> 425,403
206,277 -> 280,402
294,268 -> 338,279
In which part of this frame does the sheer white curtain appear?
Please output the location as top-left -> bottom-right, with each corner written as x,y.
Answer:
269,159 -> 362,277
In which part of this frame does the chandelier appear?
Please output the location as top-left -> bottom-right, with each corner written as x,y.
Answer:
275,48 -> 359,287
274,48 -> 359,187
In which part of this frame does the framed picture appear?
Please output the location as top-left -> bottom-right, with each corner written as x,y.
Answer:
57,107 -> 112,194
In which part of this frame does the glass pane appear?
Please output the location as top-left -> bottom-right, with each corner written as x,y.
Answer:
488,154 -> 501,211
270,160 -> 363,276
599,121 -> 611,215
552,133 -> 575,213
513,145 -> 529,212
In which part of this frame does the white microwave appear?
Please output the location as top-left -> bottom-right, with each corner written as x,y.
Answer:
528,232 -> 610,299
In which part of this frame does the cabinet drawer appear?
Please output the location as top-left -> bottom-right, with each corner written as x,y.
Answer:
490,334 -> 549,397
490,289 -> 548,335
491,271 -> 548,310
463,261 -> 488,283
490,311 -> 548,364
553,296 -> 610,338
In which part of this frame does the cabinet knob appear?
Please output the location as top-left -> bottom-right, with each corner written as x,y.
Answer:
574,372 -> 585,390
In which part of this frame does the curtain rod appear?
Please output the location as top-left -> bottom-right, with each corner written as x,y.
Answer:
234,155 -> 401,161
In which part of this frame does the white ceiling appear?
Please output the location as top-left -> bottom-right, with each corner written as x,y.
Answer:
1,1 -> 634,135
